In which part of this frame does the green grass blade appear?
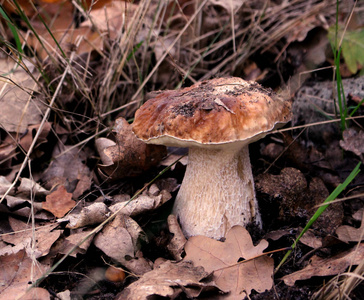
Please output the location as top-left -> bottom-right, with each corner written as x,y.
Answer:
334,48 -> 347,132
349,97 -> 364,117
275,162 -> 361,273
0,6 -> 23,55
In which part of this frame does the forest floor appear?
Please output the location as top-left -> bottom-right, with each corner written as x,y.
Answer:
0,0 -> 363,299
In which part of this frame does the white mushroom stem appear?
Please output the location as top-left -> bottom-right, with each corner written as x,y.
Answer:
173,146 -> 262,239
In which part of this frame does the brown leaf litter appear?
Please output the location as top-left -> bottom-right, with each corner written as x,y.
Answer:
2,217 -> 60,258
42,185 -> 75,218
336,209 -> 364,243
93,214 -> 152,276
117,260 -> 224,300
96,117 -> 167,180
184,226 -> 274,299
282,243 -> 364,286
0,247 -> 49,299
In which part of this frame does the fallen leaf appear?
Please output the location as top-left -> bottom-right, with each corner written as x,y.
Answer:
95,137 -> 116,165
42,185 -> 75,218
299,229 -> 323,249
62,179 -> 175,228
17,122 -> 52,153
167,214 -> 187,260
282,243 -> 364,286
264,229 -> 293,241
93,214 -> 151,275
56,290 -> 71,300
184,226 -> 274,298
0,57 -> 45,133
81,1 -> 136,37
57,228 -> 95,257
353,208 -> 364,221
208,0 -> 243,14
340,128 -> 364,157
3,217 -> 60,258
3,195 -> 50,220
99,117 -> 166,179
62,202 -> 110,229
0,248 -> 49,299
328,27 -> 364,74
159,153 -> 188,170
261,142 -> 285,160
18,178 -> 49,197
2,0 -> 68,16
336,209 -> 364,243
105,265 -> 126,282
42,143 -> 92,198
214,98 -> 235,114
0,176 -> 14,195
117,260 -> 224,300
109,190 -> 172,216
0,122 -> 51,169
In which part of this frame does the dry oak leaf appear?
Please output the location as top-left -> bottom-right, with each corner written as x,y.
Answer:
62,202 -> 110,229
42,185 -> 75,218
184,225 -> 274,299
0,248 -> 49,299
3,194 -> 51,220
94,214 -> 151,275
57,228 -> 95,257
167,214 -> 187,260
340,128 -> 364,158
3,217 -> 60,258
41,143 -> 92,198
98,117 -> 166,180
336,209 -> 364,243
18,177 -> 49,197
117,260 -> 224,300
0,57 -> 45,133
282,243 -> 364,286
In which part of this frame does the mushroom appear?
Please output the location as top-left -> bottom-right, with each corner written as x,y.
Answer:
132,77 -> 291,239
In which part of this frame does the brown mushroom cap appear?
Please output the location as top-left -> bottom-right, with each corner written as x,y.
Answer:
132,77 -> 291,149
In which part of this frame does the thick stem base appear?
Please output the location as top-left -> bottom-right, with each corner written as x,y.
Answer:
173,146 -> 261,239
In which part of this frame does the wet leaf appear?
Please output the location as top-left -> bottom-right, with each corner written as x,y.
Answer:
184,226 -> 274,298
